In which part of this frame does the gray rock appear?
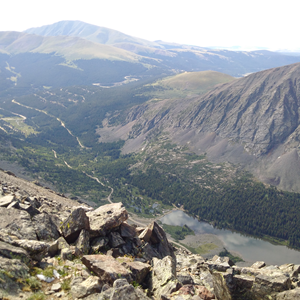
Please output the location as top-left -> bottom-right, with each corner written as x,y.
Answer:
109,231 -> 125,248
61,246 -> 80,261
82,254 -> 132,285
76,229 -> 90,255
251,261 -> 266,269
61,207 -> 90,243
121,259 -> 151,284
87,202 -> 128,237
32,213 -> 60,241
276,288 -> 300,299
71,276 -> 102,298
0,241 -> 30,264
51,283 -> 61,292
99,279 -> 150,300
146,221 -> 175,260
90,237 -> 109,254
120,222 -> 137,238
0,195 -> 15,207
19,203 -> 40,217
0,207 -> 37,240
0,256 -> 29,292
151,256 -> 181,299
12,239 -> 49,261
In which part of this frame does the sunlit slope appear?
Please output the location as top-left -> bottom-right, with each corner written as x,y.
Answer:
146,71 -> 235,99
25,20 -> 163,49
0,31 -> 141,61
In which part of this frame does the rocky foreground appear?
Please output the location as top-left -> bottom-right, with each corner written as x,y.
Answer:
0,170 -> 300,299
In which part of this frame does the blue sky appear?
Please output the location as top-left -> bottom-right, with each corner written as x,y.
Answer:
1,0 -> 299,51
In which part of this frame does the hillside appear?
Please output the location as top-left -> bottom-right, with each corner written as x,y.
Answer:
117,62 -> 300,192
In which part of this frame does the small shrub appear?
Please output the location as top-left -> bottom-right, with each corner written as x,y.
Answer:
27,291 -> 45,300
61,278 -> 71,291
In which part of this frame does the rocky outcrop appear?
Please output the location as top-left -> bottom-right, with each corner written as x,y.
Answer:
61,207 -> 90,243
86,202 -> 128,237
1,170 -> 300,300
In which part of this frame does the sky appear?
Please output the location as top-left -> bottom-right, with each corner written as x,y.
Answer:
1,0 -> 299,51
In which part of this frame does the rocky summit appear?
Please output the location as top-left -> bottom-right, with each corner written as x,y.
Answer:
1,169 -> 300,300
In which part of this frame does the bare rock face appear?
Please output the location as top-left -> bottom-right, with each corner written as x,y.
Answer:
87,202 -> 128,237
61,207 -> 90,243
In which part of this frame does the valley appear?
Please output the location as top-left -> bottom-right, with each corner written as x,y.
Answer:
1,20 -> 300,265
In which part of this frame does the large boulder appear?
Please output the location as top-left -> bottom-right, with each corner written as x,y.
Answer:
76,229 -> 90,255
0,207 -> 37,240
0,241 -> 30,264
32,213 -> 60,241
150,256 -> 181,299
143,221 -> 175,261
12,239 -> 49,261
60,207 -> 90,243
86,203 -> 128,237
82,254 -> 132,284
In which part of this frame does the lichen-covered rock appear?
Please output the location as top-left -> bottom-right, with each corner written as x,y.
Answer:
211,270 -> 232,300
252,273 -> 291,298
12,239 -> 49,261
76,229 -> 90,255
32,213 -> 60,241
90,237 -> 109,254
0,207 -> 37,240
87,202 -> 128,237
0,257 -> 29,292
0,241 -> 30,264
276,288 -> 300,299
109,231 -> 125,248
71,276 -> 103,298
121,260 -> 151,284
151,256 -> 181,299
82,254 -> 132,284
99,279 -> 150,300
61,246 -> 81,261
61,207 -> 90,243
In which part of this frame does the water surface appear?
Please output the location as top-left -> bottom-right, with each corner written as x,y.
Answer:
161,210 -> 300,265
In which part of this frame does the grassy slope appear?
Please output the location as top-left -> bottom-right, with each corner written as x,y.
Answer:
146,70 -> 235,100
